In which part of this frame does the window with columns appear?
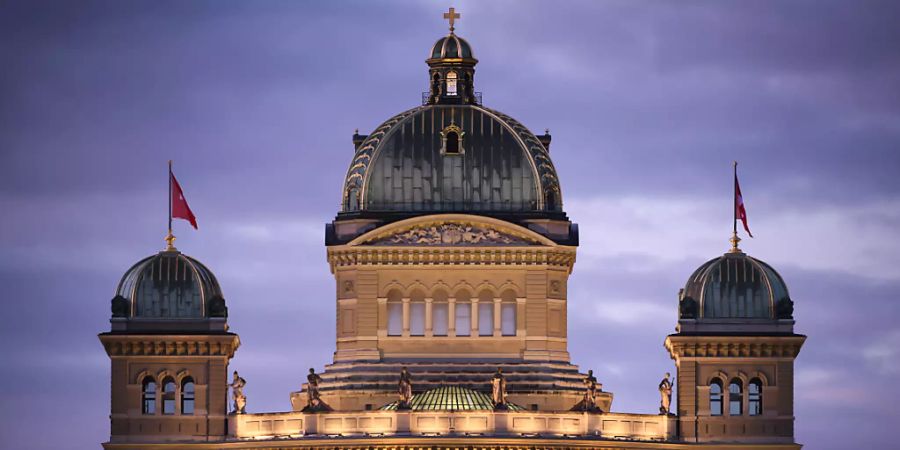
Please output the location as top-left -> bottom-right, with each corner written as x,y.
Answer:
181,377 -> 195,415
162,377 -> 176,415
478,290 -> 494,336
432,290 -> 449,336
380,288 -> 520,338
455,290 -> 471,336
728,379 -> 743,416
387,289 -> 403,336
141,377 -> 156,415
748,378 -> 763,416
501,289 -> 517,336
709,379 -> 723,416
409,290 -> 426,336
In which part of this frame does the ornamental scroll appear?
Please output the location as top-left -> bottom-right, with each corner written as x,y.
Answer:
366,223 -> 535,246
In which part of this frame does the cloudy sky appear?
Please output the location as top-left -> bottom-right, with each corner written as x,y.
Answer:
2,1 -> 899,448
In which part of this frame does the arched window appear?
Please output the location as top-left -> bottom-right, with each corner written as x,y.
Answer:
181,377 -> 195,415
500,290 -> 517,336
446,71 -> 458,96
409,290 -> 426,336
478,290 -> 494,336
748,378 -> 762,416
387,289 -> 403,336
432,290 -> 449,336
162,377 -> 177,415
455,290 -> 471,336
709,379 -> 723,416
729,379 -> 743,416
141,377 -> 157,415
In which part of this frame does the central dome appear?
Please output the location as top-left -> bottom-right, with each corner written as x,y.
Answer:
341,104 -> 561,214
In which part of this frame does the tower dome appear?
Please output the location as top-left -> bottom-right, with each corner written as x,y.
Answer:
111,249 -> 227,321
679,249 -> 793,321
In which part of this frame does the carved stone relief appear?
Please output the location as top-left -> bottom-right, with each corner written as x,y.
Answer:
366,223 -> 534,246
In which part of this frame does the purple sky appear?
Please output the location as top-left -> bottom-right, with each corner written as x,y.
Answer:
2,1 -> 899,448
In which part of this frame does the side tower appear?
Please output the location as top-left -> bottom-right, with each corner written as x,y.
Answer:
295,14 -> 608,413
99,244 -> 239,444
665,238 -> 805,445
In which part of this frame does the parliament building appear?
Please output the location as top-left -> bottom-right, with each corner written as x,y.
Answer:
100,10 -> 806,450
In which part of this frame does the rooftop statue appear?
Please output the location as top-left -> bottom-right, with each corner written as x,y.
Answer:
302,368 -> 332,413
491,368 -> 508,410
659,373 -> 673,415
398,367 -> 413,410
229,371 -> 246,414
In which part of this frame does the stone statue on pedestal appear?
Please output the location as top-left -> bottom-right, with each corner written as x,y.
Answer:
398,367 -> 413,409
583,369 -> 598,410
229,370 -> 247,414
659,372 -> 673,415
302,368 -> 332,412
491,368 -> 508,410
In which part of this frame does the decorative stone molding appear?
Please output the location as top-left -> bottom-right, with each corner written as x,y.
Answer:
366,223 -> 534,246
99,334 -> 240,358
665,335 -> 805,360
328,247 -> 576,273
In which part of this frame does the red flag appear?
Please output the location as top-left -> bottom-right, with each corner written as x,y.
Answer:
735,173 -> 752,238
170,172 -> 198,229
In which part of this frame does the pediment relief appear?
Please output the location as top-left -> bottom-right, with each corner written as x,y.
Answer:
363,222 -> 539,246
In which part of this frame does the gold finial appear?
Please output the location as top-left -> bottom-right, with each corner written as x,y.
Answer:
729,231 -> 742,253
443,7 -> 460,34
164,230 -> 178,252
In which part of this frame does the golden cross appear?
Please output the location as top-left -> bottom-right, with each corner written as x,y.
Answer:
443,7 -> 460,33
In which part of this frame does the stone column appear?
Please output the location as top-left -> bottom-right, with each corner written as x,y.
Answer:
424,298 -> 433,337
471,298 -> 479,336
401,298 -> 410,337
516,298 -> 526,337
493,297 -> 502,336
448,297 -> 456,337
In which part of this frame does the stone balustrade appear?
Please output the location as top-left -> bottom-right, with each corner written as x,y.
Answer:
229,410 -> 675,441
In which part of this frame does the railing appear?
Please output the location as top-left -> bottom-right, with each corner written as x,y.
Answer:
230,410 -> 675,441
422,91 -> 483,105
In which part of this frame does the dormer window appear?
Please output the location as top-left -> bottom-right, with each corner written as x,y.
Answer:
446,71 -> 458,96
440,124 -> 465,155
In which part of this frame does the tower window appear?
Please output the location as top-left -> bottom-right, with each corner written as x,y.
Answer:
162,377 -> 177,415
748,378 -> 763,416
433,290 -> 449,336
446,71 -> 458,96
181,377 -> 195,415
729,379 -> 743,416
141,377 -> 156,415
709,379 -> 723,416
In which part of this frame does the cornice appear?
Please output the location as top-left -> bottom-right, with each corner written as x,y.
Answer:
326,246 -> 577,273
99,333 -> 240,358
664,334 -> 805,360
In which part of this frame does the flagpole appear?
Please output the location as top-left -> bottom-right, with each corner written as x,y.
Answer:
166,160 -> 175,251
730,161 -> 741,253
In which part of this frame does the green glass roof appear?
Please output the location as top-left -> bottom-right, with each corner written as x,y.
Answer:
380,385 -> 523,412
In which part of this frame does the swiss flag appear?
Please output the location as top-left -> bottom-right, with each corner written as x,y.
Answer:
171,173 -> 198,229
735,174 -> 752,238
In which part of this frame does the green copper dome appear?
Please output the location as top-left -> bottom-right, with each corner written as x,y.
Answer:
680,251 -> 792,320
113,250 -> 226,319
380,385 -> 523,412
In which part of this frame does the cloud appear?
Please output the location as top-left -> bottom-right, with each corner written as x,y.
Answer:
863,330 -> 900,375
568,195 -> 900,281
